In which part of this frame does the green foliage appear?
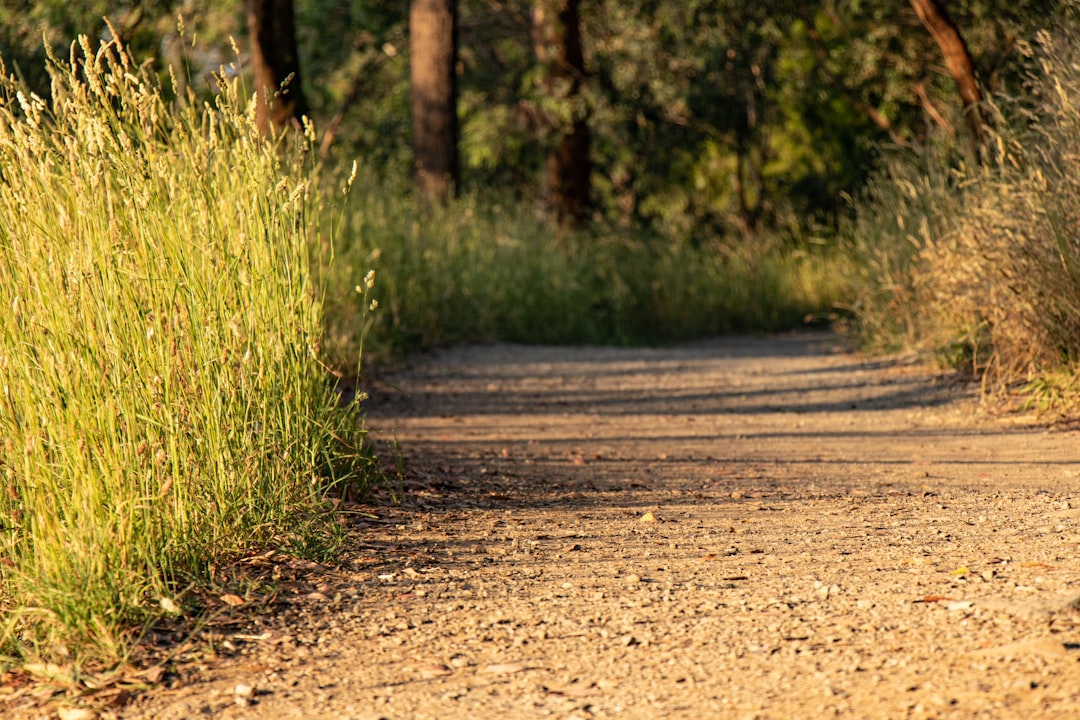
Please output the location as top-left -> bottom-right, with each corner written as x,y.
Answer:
0,0 -> 1045,245
0,34 -> 376,666
318,167 -> 850,371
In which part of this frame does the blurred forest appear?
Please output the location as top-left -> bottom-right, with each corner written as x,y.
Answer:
0,0 -> 1046,245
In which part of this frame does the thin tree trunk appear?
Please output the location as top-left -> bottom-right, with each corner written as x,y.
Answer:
914,80 -> 956,136
410,0 -> 459,202
319,53 -> 383,158
247,0 -> 308,137
908,0 -> 984,158
533,0 -> 590,225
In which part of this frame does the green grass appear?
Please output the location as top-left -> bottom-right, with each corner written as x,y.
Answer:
0,37 -> 377,668
319,173 -> 851,371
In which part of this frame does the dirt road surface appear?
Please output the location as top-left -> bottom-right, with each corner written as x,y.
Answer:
124,332 -> 1080,719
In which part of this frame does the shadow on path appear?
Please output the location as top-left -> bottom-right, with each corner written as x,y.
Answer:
365,332 -> 1076,516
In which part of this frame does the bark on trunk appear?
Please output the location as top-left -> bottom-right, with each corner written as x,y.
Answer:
247,0 -> 308,137
534,0 -> 590,225
908,0 -> 984,158
410,0 -> 459,202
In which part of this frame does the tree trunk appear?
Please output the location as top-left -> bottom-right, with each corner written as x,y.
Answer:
533,0 -> 590,226
410,0 -> 459,202
908,0 -> 984,158
247,0 -> 308,137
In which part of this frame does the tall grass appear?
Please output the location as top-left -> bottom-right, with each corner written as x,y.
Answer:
319,172 -> 850,371
0,36 -> 375,666
846,145 -> 969,358
850,12 -> 1080,414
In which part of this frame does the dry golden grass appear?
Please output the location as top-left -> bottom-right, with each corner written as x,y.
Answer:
852,17 -> 1080,416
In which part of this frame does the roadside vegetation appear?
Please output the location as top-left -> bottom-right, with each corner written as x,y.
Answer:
848,14 -> 1080,416
319,175 -> 848,369
0,40 -> 380,669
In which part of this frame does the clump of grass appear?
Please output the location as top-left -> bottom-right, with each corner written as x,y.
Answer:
319,170 -> 849,370
850,11 -> 1080,415
0,35 -> 375,667
845,144 -> 970,357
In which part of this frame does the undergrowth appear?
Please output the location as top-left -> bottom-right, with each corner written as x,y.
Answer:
0,35 -> 377,669
849,6 -> 1080,416
318,172 -> 850,371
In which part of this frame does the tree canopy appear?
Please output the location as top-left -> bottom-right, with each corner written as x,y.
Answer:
0,0 -> 1046,239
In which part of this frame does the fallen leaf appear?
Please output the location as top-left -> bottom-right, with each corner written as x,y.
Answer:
220,594 -> 245,607
97,688 -> 131,708
970,637 -> 1068,659
418,664 -> 453,678
950,567 -> 970,576
482,662 -> 528,675
141,666 -> 165,683
23,663 -> 73,683
57,708 -> 97,720
547,682 -> 602,698
233,632 -> 272,641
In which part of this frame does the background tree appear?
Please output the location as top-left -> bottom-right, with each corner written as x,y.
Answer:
0,0 -> 1044,238
247,0 -> 309,136
410,0 -> 459,202
533,0 -> 591,225
908,0 -> 985,159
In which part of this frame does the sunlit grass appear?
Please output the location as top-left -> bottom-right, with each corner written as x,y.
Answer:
319,172 -> 850,370
0,36 -> 376,667
849,14 -> 1080,415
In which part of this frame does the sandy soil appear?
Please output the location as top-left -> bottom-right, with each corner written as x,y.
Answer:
99,333 -> 1080,717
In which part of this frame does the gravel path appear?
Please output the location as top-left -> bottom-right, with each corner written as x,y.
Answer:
123,331 -> 1080,719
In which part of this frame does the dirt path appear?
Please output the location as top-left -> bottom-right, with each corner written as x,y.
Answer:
125,332 -> 1080,719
